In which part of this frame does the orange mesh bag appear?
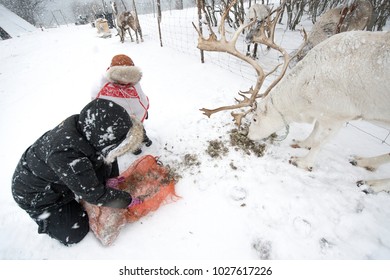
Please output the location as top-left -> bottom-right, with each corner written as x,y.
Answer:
83,155 -> 179,246
118,155 -> 179,222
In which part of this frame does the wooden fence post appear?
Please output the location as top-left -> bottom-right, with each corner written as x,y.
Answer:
157,0 -> 163,47
197,0 -> 205,63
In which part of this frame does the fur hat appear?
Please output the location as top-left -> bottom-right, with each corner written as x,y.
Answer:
106,54 -> 142,85
110,54 -> 134,67
103,115 -> 144,164
78,99 -> 144,163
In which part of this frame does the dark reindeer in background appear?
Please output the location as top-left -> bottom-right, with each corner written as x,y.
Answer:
244,3 -> 272,59
289,0 -> 372,67
117,11 -> 143,43
111,2 -> 143,43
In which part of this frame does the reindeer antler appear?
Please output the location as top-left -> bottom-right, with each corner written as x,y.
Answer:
194,0 -> 305,126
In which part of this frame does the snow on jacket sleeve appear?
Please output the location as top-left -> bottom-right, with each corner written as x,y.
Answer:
47,149 -> 132,208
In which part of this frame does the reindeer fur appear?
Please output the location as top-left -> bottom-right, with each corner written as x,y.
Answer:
248,31 -> 390,192
244,3 -> 271,58
290,0 -> 372,67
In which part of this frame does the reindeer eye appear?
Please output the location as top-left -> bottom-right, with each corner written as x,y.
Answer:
253,118 -> 257,122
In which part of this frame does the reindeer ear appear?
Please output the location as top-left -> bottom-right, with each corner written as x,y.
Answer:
251,101 -> 258,111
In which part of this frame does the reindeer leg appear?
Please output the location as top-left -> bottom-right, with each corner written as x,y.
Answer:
252,43 -> 258,59
350,153 -> 390,171
352,153 -> 390,193
357,179 -> 390,193
128,28 -> 134,42
138,28 -> 144,42
246,44 -> 251,56
290,121 -> 343,171
291,120 -> 318,149
119,28 -> 125,43
134,29 -> 139,44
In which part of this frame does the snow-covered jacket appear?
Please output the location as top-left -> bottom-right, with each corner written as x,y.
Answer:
11,99 -> 144,213
97,65 -> 149,122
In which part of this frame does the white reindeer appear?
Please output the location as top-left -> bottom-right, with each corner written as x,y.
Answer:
290,0 -> 372,67
244,3 -> 271,58
247,31 -> 390,192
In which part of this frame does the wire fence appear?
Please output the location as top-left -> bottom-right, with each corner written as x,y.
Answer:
134,1 -> 300,83
346,122 -> 390,147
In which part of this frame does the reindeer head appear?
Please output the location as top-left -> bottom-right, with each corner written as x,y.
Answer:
245,4 -> 272,45
245,20 -> 262,44
247,99 -> 285,141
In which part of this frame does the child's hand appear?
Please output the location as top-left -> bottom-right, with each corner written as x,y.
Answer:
106,176 -> 125,189
128,197 -> 143,208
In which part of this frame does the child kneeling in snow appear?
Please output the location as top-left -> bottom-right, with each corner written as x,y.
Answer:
94,54 -> 152,155
11,99 -> 144,246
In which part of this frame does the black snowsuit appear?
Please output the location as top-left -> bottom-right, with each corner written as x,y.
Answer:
12,99 -> 138,246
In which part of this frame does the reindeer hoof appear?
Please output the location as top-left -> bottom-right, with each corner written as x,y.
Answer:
289,158 -> 297,167
350,157 -> 376,171
289,157 -> 313,171
349,155 -> 361,167
291,140 -> 312,150
356,180 -> 373,194
356,180 -> 365,187
362,189 -> 371,195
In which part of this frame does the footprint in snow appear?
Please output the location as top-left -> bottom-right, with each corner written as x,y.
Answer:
229,186 -> 247,201
293,217 -> 312,237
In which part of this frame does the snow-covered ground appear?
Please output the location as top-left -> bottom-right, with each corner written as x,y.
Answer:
1,7 -> 390,273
